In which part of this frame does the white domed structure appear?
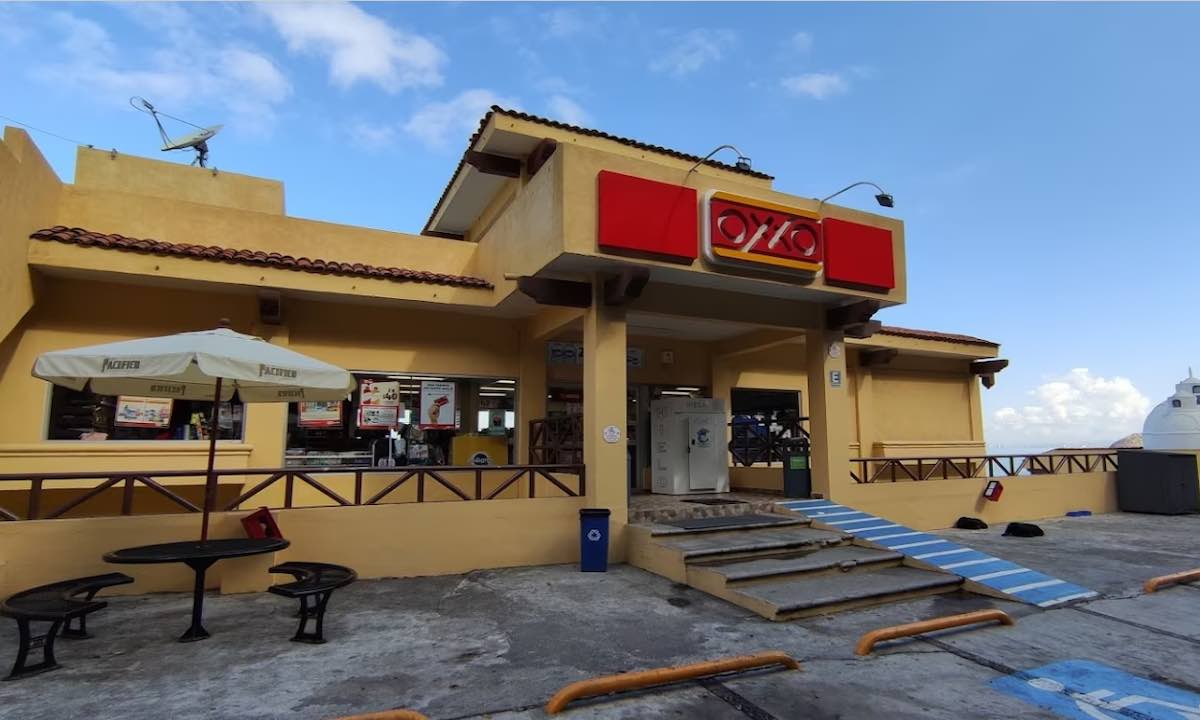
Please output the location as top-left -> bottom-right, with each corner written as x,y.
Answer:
1143,369 -> 1200,450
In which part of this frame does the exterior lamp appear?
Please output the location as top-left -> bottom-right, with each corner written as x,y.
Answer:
687,145 -> 752,176
816,181 -> 895,215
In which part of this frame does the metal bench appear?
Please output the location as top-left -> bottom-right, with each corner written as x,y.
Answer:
268,562 -> 356,644
1,572 -> 134,680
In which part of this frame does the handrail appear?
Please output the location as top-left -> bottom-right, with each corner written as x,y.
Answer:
0,464 -> 585,521
855,609 -> 1014,656
544,651 -> 800,714
331,710 -> 429,720
1143,568 -> 1200,594
849,451 -> 1118,483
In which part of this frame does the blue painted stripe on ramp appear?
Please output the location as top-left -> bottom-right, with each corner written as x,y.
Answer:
777,498 -> 1098,606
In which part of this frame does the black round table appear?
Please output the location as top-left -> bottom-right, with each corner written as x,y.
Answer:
104,537 -> 289,642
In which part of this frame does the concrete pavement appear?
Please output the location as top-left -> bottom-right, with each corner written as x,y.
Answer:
0,511 -> 1194,719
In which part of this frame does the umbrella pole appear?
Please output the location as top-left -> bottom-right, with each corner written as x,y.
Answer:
200,377 -> 223,542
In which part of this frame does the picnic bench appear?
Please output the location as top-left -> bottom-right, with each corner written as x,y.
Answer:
268,562 -> 357,644
1,573 -> 133,680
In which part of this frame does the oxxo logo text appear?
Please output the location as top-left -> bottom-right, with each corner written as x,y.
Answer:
702,190 -> 824,277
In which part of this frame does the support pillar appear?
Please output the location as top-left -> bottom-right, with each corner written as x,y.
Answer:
583,276 -> 628,557
805,322 -> 852,501
516,324 -> 548,465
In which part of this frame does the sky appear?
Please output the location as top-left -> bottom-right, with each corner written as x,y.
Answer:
2,2 -> 1198,451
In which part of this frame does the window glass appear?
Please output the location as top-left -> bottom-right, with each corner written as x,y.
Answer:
46,387 -> 244,441
284,372 -> 516,468
1172,399 -> 1183,408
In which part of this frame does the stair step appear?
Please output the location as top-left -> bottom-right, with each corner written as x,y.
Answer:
657,526 -> 849,560
695,545 -> 903,583
733,566 -> 961,618
649,514 -> 807,536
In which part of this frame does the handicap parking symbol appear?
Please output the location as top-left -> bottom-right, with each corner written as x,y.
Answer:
993,660 -> 1200,719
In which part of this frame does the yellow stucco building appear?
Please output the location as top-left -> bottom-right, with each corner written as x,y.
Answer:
0,110 -> 1117,597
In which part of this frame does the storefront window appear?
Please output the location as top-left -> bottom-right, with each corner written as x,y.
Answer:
46,387 -> 244,441
284,372 -> 516,468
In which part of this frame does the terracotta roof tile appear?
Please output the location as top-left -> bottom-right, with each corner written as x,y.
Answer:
30,226 -> 494,290
422,106 -> 773,237
878,325 -> 998,347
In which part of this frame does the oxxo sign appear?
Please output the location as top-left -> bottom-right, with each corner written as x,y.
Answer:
702,190 -> 823,278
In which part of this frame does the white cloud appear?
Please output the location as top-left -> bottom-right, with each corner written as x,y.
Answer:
789,31 -> 813,53
347,120 -> 397,150
34,10 -> 291,135
403,89 -> 520,149
650,29 -> 736,76
260,2 -> 443,92
781,72 -> 849,100
543,8 -> 586,39
545,95 -> 590,126
990,368 -> 1151,449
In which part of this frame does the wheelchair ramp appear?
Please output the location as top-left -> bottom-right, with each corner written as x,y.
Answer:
778,499 -> 1098,608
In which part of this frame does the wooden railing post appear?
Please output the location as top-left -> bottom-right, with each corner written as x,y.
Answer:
417,471 -> 425,503
27,479 -> 42,520
284,473 -> 294,509
121,476 -> 136,515
354,470 -> 363,506
475,469 -> 483,500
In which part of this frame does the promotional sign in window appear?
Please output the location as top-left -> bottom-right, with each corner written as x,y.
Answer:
358,380 -> 401,429
420,380 -> 456,429
299,401 -> 343,428
114,396 -> 173,428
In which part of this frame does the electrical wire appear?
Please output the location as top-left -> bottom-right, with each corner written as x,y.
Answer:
0,114 -> 97,148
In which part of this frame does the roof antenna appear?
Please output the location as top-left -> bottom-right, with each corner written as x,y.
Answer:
129,97 -> 223,168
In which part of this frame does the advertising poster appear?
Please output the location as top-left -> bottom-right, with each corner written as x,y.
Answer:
420,380 -> 456,429
358,379 -> 401,429
299,401 -> 343,428
114,396 -> 173,428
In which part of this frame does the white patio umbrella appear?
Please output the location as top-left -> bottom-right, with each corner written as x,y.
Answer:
33,320 -> 355,540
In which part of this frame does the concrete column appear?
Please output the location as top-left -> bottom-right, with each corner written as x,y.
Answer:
805,322 -> 852,501
244,322 -> 290,470
967,374 -> 985,444
854,359 -> 876,458
583,277 -> 628,554
515,325 -> 547,464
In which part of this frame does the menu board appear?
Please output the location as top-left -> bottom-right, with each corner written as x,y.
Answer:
358,380 -> 401,429
114,396 -> 173,428
419,380 -> 456,429
299,401 -> 343,428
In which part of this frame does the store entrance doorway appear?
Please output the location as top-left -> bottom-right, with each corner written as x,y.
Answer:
543,383 -> 711,494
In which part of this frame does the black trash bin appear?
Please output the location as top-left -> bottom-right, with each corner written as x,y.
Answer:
783,439 -> 812,498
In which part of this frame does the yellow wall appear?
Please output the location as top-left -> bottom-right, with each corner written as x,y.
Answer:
0,497 -> 585,597
0,129 -> 62,343
834,473 -> 1117,531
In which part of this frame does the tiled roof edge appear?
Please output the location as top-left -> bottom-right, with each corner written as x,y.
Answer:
30,226 -> 494,290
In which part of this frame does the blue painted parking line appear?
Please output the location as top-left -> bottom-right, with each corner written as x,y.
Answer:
778,499 -> 1099,607
992,659 -> 1200,718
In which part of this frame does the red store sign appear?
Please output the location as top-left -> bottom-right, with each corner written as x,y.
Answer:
702,190 -> 822,276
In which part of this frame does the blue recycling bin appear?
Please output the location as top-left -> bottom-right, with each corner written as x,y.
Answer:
579,508 -> 611,572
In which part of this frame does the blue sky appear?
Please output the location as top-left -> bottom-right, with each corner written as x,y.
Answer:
2,2 -> 1198,450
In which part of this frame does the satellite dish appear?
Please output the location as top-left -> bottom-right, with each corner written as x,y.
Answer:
130,97 -> 222,168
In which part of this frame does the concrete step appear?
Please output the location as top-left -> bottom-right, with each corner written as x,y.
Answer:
655,526 -> 850,561
731,565 -> 963,621
692,545 -> 904,585
648,514 -> 808,537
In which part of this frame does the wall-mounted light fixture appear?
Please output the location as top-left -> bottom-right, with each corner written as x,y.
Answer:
686,144 -> 752,176
816,181 -> 894,215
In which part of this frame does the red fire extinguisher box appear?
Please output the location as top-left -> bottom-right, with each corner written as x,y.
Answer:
982,480 -> 1004,502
